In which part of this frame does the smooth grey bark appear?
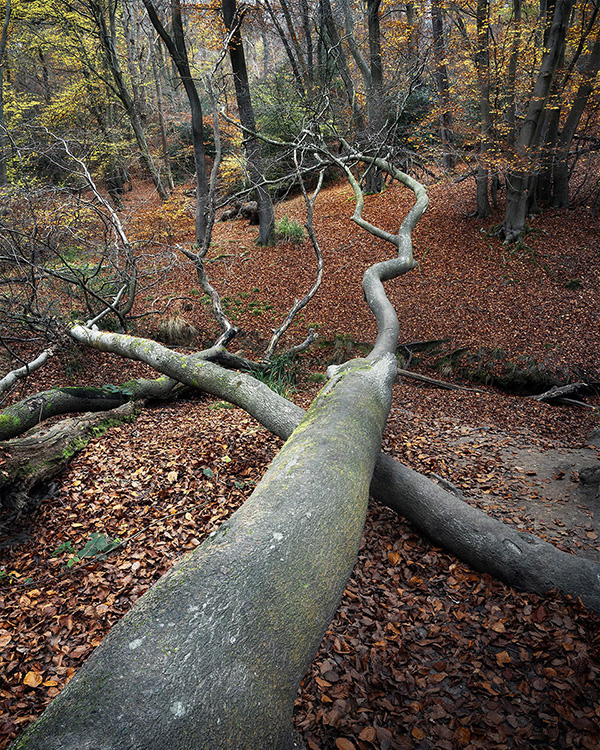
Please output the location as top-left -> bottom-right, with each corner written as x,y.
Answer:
0,376 -> 178,442
0,348 -> 52,396
299,0 -> 314,87
12,353 -> 396,750
12,158 -> 426,750
64,328 -> 600,618
222,0 -> 275,245
142,0 -> 210,243
499,0 -> 574,241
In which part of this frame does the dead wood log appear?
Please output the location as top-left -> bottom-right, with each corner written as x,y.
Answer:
531,382 -> 588,403
0,375 -> 179,442
0,402 -> 138,529
66,328 -> 600,617
397,367 -> 484,392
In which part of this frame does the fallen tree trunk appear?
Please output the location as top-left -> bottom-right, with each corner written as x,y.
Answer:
67,328 -> 600,616
11,153 -> 425,750
5,333 -> 600,614
12,355 -> 396,750
0,376 -> 179,442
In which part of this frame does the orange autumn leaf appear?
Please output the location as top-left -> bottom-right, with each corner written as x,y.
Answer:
496,650 -> 511,666
411,726 -> 425,740
335,739 -> 356,750
23,671 -> 43,688
359,726 -> 377,742
387,551 -> 400,565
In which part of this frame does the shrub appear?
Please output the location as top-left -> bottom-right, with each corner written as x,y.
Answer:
157,316 -> 199,346
275,216 -> 305,245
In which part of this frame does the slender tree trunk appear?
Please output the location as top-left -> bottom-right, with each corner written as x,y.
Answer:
300,0 -> 313,87
475,0 -> 492,218
122,0 -> 146,121
506,0 -> 521,149
142,0 -> 210,243
91,0 -> 169,201
364,0 -> 385,193
339,0 -> 384,190
0,0 -> 11,188
431,0 -> 454,170
222,0 -> 275,245
263,0 -> 306,94
150,39 -> 175,191
552,29 -> 600,207
319,0 -> 366,131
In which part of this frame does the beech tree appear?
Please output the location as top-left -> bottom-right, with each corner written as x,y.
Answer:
3,144 -> 600,749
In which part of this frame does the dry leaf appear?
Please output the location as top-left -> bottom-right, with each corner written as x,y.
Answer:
23,671 -> 43,688
358,726 -> 377,742
496,650 -> 511,666
411,726 -> 425,740
335,739 -> 356,750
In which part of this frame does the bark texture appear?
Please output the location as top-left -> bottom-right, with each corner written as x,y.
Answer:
222,0 -> 275,245
0,376 -> 178,442
12,356 -> 395,750
12,154 -> 423,750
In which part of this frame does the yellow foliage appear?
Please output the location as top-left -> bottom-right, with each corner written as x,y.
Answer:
219,154 -> 249,193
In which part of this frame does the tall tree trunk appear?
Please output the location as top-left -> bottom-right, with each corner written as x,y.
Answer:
91,0 -> 169,202
0,0 -> 11,188
552,29 -> 600,207
364,0 -> 385,192
222,0 -> 275,246
475,0 -> 492,218
431,0 -> 454,170
338,0 -> 384,190
122,0 -> 147,122
150,38 -> 175,191
142,0 -> 210,243
499,0 -> 574,241
263,0 -> 306,94
319,0 -> 366,131
505,0 -> 521,149
299,0 -> 314,88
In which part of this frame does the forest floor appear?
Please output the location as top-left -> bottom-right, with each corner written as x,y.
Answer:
1,175 -> 599,749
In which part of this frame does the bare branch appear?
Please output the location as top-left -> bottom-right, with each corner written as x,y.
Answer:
263,156 -> 325,361
0,348 -> 53,398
